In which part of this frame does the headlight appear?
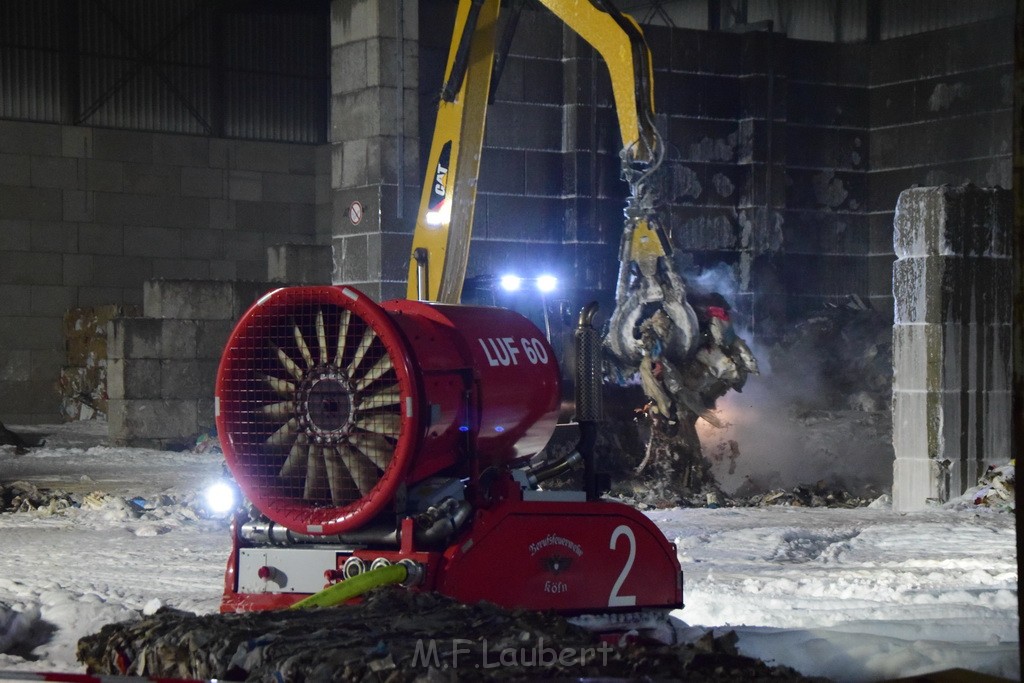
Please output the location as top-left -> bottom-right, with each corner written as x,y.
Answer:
203,480 -> 239,516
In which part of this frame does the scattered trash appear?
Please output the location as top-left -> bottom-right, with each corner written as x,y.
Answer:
0,482 -> 216,522
955,460 -> 1015,511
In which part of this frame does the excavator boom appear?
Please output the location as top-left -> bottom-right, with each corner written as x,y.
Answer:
407,0 -> 696,367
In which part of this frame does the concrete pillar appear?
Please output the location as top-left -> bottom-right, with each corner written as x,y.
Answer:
329,0 -> 419,302
891,185 -> 1012,511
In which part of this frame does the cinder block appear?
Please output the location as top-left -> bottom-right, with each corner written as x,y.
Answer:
153,133 -> 209,167
228,171 -> 262,201
181,167 -> 224,198
160,320 -> 198,358
341,138 -> 369,187
0,153 -> 31,185
92,129 -> 153,164
267,244 -> 332,284
143,280 -> 275,320
93,193 -> 209,230
0,285 -> 31,315
0,185 -> 62,221
78,224 -> 124,255
196,320 -> 235,359
108,398 -> 198,442
333,40 -> 368,94
0,252 -> 63,285
892,457 -> 946,512
152,258 -> 210,280
63,190 -> 94,222
160,359 -> 217,400
61,127 -> 92,159
234,200 -> 291,234
76,157 -> 123,192
333,234 -> 369,282
0,219 -> 31,250
107,357 -> 161,400
894,185 -> 1012,258
197,397 -> 216,432
331,0 -> 380,47
894,255 -> 1012,325
108,318 -> 163,359
0,349 -> 31,381
29,285 -> 78,317
0,379 -> 56,415
124,226 -> 182,258
122,163 -> 181,197
30,221 -> 78,253
263,172 -> 315,203
0,121 -> 60,156
30,156 -> 78,189
144,280 -> 237,320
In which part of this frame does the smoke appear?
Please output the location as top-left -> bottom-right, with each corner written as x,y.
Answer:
686,264 -> 894,498
699,365 -> 892,498
688,262 -> 740,308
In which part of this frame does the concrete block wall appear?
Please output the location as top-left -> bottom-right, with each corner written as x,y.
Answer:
330,0 -> 420,303
106,280 -> 276,448
0,120 -> 325,424
891,185 -> 1011,511
412,11 -> 1011,343
869,17 -> 1013,318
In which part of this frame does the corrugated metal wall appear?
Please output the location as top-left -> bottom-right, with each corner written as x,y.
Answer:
0,0 -> 328,143
880,0 -> 1013,39
619,0 -> 1013,43
0,0 -> 63,122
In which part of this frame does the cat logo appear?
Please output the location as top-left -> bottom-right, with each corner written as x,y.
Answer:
428,141 -> 453,211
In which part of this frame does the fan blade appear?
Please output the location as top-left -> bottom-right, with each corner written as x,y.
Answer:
266,417 -> 299,446
294,323 -> 314,369
315,309 -> 328,365
264,374 -> 295,397
348,432 -> 393,470
349,327 -> 376,375
304,444 -> 327,499
334,309 -> 351,368
356,386 -> 401,410
262,401 -> 295,419
355,412 -> 401,437
272,344 -> 304,381
279,433 -> 309,478
323,446 -> 356,505
353,354 -> 393,392
336,443 -> 379,496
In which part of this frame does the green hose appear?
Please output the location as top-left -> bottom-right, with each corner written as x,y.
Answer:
289,563 -> 408,610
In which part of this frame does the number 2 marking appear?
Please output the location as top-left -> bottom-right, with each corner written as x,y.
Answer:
608,525 -> 637,607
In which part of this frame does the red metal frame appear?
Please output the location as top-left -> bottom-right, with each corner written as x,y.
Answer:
222,474 -> 682,614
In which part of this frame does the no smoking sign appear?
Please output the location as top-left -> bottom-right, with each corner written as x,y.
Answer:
347,200 -> 364,225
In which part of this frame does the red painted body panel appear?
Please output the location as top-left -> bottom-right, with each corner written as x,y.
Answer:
222,480 -> 682,614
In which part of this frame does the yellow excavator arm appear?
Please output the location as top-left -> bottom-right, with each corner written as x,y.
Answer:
407,0 -> 697,366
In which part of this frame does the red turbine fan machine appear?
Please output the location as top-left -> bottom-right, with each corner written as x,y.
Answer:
215,285 -> 682,616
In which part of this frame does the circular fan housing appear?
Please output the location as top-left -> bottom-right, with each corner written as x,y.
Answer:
216,286 -> 560,536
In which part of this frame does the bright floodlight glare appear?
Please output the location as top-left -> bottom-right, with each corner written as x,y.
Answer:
204,480 -> 237,515
500,274 -> 522,292
536,275 -> 557,293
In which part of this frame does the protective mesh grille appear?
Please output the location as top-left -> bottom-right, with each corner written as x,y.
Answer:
221,293 -> 402,508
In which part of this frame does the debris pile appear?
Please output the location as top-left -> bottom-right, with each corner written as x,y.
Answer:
78,588 -> 821,681
957,461 -> 1015,511
60,305 -> 138,421
0,481 -> 212,521
735,481 -> 874,508
769,296 -> 891,413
